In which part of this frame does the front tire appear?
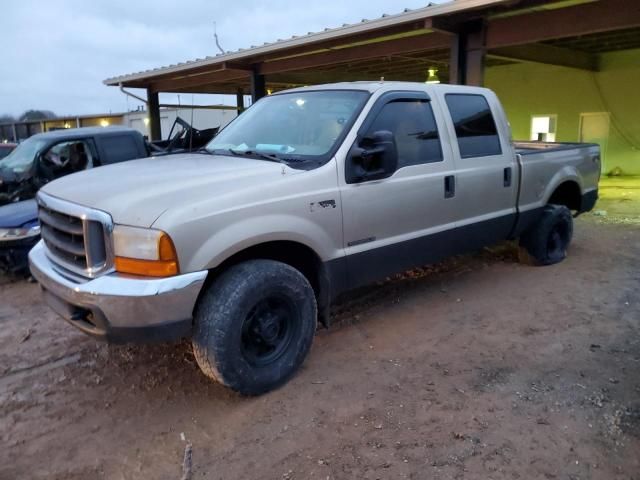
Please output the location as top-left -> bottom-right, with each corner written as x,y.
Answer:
192,259 -> 317,395
519,204 -> 573,266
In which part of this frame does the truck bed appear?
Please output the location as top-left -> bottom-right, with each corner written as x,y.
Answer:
514,141 -> 599,156
514,140 -> 601,222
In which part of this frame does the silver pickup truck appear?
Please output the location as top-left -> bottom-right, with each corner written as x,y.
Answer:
29,82 -> 600,395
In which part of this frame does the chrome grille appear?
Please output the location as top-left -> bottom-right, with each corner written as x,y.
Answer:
37,192 -> 113,278
39,206 -> 87,269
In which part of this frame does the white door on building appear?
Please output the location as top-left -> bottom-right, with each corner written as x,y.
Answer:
579,112 -> 610,172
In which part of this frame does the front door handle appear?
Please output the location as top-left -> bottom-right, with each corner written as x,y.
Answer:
503,167 -> 512,187
444,175 -> 455,198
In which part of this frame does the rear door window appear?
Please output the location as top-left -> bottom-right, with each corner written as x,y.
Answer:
99,134 -> 142,164
445,94 -> 501,158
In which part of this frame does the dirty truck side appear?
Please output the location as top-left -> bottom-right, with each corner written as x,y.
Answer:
29,82 -> 600,395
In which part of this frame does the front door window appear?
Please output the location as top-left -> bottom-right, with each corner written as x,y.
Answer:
41,140 -> 93,180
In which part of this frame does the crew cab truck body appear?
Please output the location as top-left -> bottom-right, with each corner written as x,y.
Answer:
29,82 -> 600,395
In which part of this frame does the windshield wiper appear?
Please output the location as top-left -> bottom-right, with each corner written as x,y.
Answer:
195,147 -> 214,155
228,148 -> 285,164
208,147 -> 305,164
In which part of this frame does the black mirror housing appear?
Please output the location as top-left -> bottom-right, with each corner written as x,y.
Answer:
346,130 -> 398,184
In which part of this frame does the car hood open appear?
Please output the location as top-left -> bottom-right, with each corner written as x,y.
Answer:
40,153 -> 293,227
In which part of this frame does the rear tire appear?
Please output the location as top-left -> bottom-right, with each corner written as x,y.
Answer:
519,204 -> 573,266
192,259 -> 317,395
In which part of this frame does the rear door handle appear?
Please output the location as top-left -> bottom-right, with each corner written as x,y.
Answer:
503,167 -> 512,187
444,175 -> 455,198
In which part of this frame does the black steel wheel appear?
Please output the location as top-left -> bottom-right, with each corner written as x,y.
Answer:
192,259 -> 317,395
520,204 -> 573,266
240,296 -> 298,367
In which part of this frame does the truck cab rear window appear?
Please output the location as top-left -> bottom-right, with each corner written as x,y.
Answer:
445,94 -> 501,158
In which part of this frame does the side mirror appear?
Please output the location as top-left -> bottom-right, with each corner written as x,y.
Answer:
346,130 -> 398,184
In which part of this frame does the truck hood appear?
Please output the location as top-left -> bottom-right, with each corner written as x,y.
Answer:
40,154 -> 293,226
0,199 -> 38,227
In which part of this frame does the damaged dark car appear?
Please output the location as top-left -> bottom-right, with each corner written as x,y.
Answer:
0,127 -> 148,206
0,119 -> 220,273
0,127 -> 148,272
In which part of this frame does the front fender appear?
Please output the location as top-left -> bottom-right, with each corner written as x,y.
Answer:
186,213 -> 340,272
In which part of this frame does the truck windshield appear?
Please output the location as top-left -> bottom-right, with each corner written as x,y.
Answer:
205,90 -> 369,163
0,136 -> 47,173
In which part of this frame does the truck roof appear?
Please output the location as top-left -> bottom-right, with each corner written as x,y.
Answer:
28,126 -> 140,141
279,81 -> 492,95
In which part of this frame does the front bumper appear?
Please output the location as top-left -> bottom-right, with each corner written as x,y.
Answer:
28,241 -> 207,343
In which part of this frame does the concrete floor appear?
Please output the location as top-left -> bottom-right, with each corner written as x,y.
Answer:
1,178 -> 639,479
596,176 -> 640,222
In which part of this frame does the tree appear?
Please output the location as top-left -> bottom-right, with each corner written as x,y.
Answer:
19,110 -> 57,121
0,114 -> 16,124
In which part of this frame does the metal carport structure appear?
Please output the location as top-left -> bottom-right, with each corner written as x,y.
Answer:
104,0 -> 640,141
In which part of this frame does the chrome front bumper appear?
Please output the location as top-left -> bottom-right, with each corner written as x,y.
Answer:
29,241 -> 207,343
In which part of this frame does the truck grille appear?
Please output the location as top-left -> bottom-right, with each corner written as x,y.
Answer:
37,193 -> 113,278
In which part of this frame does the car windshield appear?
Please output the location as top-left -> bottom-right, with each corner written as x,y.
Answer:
205,90 -> 369,162
0,146 -> 14,160
0,137 -> 47,173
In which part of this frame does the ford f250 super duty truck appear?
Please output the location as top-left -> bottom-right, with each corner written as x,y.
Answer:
29,82 -> 600,395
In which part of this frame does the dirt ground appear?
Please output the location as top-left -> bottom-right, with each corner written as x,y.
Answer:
1,180 -> 639,480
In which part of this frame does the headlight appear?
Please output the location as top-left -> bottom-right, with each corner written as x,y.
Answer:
112,225 -> 179,277
0,224 -> 40,241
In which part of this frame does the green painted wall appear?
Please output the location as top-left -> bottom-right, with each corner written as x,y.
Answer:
486,49 -> 640,175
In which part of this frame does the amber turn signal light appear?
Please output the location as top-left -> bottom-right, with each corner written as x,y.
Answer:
114,231 -> 179,277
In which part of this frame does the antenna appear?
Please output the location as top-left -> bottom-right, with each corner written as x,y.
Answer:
213,22 -> 225,55
189,94 -> 195,152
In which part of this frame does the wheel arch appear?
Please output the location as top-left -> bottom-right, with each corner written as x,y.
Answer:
196,240 -> 333,327
546,180 -> 583,212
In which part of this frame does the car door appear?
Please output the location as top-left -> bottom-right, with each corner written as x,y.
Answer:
436,89 -> 518,249
339,90 -> 458,289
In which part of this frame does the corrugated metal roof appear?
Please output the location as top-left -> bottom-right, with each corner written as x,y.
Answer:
103,0 -> 509,85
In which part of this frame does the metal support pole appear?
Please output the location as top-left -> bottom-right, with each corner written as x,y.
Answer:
449,34 -> 462,84
250,67 -> 266,102
146,89 -> 162,140
465,27 -> 486,86
236,88 -> 245,114
451,21 -> 486,86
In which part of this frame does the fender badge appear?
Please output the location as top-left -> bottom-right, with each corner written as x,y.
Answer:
309,199 -> 336,212
318,200 -> 336,209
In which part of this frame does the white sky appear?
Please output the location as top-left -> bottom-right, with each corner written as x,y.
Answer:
1,0 -> 444,117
